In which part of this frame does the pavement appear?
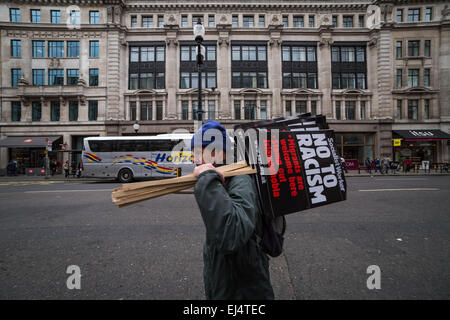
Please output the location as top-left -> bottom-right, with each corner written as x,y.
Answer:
0,176 -> 449,299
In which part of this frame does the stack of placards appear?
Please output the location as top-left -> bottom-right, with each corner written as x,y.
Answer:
234,113 -> 347,218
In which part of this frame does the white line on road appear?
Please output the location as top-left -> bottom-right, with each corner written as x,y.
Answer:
359,188 -> 439,192
24,189 -> 113,193
374,178 -> 428,181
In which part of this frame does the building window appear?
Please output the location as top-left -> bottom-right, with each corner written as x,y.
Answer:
11,40 -> 21,57
332,15 -> 338,27
259,15 -> 265,27
141,102 -> 152,120
32,41 -> 45,58
234,100 -> 241,120
90,41 -> 99,58
232,15 -> 238,27
69,101 -> 78,121
293,16 -> 304,28
295,101 -> 307,115
51,10 -> 60,24
90,11 -> 100,24
89,69 -> 99,86
181,101 -> 189,120
285,100 -> 292,117
408,41 -> 419,56
32,101 -> 41,121
397,69 -> 403,88
397,100 -> 402,119
408,69 -> 419,87
11,69 -> 21,87
192,101 -> 199,120
156,101 -> 163,120
11,101 -> 21,122
243,16 -> 254,28
50,101 -> 60,121
67,41 -> 80,58
129,45 -> 166,89
208,15 -> 215,27
408,100 -> 418,120
130,102 -> 136,120
193,15 -> 204,25
424,68 -> 430,87
397,9 -> 403,22
244,100 -> 257,120
49,41 -> 64,58
345,101 -> 356,120
179,43 -> 216,88
32,69 -> 45,85
142,16 -> 153,27
231,43 -> 267,88
181,15 -> 188,28
282,15 -> 288,28
343,16 -> 353,28
31,9 -> 41,23
70,10 -> 80,24
232,72 -> 267,89
260,100 -> 267,119
425,8 -> 433,21
335,101 -> 341,120
408,9 -> 421,22
424,40 -> 431,57
358,15 -> 364,28
396,41 -> 402,58
309,15 -> 315,28
424,99 -> 430,119
67,69 -> 79,85
157,15 -> 164,28
10,8 -> 20,22
89,101 -> 98,121
208,101 -> 215,120
49,69 -> 64,85
360,101 -> 366,119
131,15 -> 137,27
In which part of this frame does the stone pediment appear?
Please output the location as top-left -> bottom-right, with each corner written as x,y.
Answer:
239,88 -> 263,94
393,86 -> 439,95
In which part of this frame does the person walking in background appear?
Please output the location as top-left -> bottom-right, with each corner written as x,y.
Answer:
50,159 -> 57,176
374,157 -> 380,173
365,157 -> 372,174
340,156 -> 348,173
63,160 -> 70,178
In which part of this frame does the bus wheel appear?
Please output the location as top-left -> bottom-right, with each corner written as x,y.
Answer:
118,168 -> 134,183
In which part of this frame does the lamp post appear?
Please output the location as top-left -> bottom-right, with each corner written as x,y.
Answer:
193,18 -> 205,122
133,122 -> 140,135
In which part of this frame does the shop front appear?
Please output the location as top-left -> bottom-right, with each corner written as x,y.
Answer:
0,136 -> 63,174
334,132 -> 375,167
393,130 -> 450,166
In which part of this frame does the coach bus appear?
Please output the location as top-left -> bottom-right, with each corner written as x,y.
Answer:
82,134 -> 194,182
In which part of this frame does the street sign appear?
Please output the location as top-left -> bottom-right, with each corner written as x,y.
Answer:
393,139 -> 402,147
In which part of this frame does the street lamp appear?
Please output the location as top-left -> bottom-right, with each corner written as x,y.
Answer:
133,122 -> 140,135
193,18 -> 205,121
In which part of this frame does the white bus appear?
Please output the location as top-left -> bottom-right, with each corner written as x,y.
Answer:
82,134 -> 194,183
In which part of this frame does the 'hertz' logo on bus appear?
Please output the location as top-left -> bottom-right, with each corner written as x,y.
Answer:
155,152 -> 194,164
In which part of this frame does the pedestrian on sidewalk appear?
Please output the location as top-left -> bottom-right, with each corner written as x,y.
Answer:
63,160 -> 70,178
374,157 -> 380,173
50,159 -> 57,176
365,157 -> 372,174
191,120 -> 274,300
340,156 -> 348,173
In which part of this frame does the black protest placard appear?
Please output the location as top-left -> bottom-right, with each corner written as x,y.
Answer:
234,117 -> 346,218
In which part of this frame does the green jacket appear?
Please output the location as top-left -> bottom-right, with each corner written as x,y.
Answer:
194,170 -> 274,300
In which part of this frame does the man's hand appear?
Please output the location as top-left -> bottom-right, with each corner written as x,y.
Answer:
193,163 -> 224,183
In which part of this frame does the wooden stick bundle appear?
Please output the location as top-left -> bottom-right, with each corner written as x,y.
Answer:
112,161 -> 256,207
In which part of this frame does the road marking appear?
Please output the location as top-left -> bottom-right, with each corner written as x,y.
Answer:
359,188 -> 439,192
374,178 -> 428,181
24,189 -> 113,194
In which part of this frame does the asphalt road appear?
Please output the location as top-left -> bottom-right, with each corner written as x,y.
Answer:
0,176 -> 449,299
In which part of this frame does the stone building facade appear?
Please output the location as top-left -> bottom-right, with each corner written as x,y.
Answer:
0,0 -> 449,172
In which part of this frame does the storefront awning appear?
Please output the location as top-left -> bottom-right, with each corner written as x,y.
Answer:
0,136 -> 62,148
393,130 -> 450,141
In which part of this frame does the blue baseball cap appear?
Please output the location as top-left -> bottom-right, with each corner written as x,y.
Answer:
190,120 -> 231,153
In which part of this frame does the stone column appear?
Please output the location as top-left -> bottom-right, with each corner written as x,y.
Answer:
165,37 -> 178,119
106,30 -> 120,120
218,35 -> 231,119
318,39 -> 333,118
136,97 -> 141,121
268,37 -> 282,118
439,8 -> 450,122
